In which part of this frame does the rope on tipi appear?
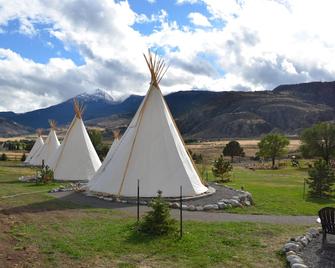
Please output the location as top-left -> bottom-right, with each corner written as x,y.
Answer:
143,50 -> 168,88
73,98 -> 85,119
52,99 -> 83,172
117,51 -> 168,196
49,120 -> 57,130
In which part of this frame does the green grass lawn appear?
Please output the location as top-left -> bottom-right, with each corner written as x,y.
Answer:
10,213 -> 308,268
0,161 -> 312,267
0,161 -> 70,208
201,162 -> 335,216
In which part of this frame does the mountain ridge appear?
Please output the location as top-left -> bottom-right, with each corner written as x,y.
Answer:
1,81 -> 335,138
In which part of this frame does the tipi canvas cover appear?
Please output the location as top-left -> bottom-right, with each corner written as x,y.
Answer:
88,130 -> 120,186
51,100 -> 101,181
89,52 -> 208,197
24,130 -> 44,164
30,121 -> 60,167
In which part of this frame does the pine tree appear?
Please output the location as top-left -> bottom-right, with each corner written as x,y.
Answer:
139,190 -> 177,236
212,154 -> 232,182
306,160 -> 335,198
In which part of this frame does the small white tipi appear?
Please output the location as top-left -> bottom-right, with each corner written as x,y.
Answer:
51,100 -> 101,181
89,51 -> 208,197
24,129 -> 44,165
30,120 -> 60,167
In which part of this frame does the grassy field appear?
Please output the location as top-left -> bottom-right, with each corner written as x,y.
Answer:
188,138 -> 301,163
199,162 -> 335,216
0,161 -> 311,267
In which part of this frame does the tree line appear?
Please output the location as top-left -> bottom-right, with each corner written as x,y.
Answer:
212,122 -> 335,198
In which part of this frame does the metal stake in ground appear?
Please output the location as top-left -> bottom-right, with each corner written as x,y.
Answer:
137,179 -> 140,223
180,185 -> 183,238
303,178 -> 306,200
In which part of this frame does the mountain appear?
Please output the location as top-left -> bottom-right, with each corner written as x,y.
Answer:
0,117 -> 32,137
1,82 -> 335,138
0,89 -> 140,129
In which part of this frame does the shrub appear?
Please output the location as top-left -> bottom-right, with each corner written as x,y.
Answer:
0,153 -> 8,161
21,153 -> 26,162
138,190 -> 177,236
36,165 -> 54,184
306,160 -> 335,198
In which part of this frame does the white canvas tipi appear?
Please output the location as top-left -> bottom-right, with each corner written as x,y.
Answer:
24,129 -> 44,164
89,51 -> 208,197
88,130 -> 120,187
51,100 -> 101,181
30,120 -> 60,167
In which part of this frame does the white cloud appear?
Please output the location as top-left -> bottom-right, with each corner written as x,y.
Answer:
0,0 -> 335,113
188,12 -> 211,27
147,0 -> 156,3
176,0 -> 200,5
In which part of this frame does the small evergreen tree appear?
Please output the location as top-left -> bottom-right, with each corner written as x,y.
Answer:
0,153 -> 8,161
223,140 -> 244,162
36,165 -> 54,184
21,153 -> 26,162
306,160 -> 335,198
139,190 -> 177,236
212,154 -> 233,182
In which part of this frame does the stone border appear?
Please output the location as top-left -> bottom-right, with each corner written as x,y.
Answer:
49,184 -> 253,212
282,227 -> 322,268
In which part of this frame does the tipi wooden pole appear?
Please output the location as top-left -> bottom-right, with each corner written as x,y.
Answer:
137,179 -> 140,223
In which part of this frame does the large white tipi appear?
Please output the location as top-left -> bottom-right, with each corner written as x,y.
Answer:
24,129 -> 44,165
30,120 -> 60,167
51,100 -> 101,181
89,51 -> 208,197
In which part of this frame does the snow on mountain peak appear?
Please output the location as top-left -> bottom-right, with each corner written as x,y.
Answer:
77,89 -> 115,103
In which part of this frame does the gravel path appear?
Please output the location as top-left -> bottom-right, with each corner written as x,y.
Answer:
182,183 -> 242,206
50,191 -> 317,225
301,235 -> 335,267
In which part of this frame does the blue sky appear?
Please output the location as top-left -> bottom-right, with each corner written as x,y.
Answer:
0,0 -> 212,66
0,0 -> 334,112
0,20 -> 85,65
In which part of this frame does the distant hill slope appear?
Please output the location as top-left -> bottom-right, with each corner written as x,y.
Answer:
1,82 -> 335,138
0,118 -> 32,137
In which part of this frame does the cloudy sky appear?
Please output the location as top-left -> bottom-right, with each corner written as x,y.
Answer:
0,0 -> 334,112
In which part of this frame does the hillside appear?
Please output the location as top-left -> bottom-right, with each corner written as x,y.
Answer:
0,118 -> 32,137
0,82 -> 335,138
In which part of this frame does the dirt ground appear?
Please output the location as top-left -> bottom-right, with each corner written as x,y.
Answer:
0,213 -> 43,267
